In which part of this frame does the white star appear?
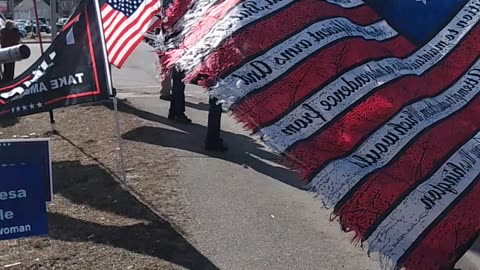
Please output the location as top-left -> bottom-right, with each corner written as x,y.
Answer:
36,102 -> 42,108
417,0 -> 427,4
29,104 -> 35,109
16,106 -> 21,112
22,105 -> 27,111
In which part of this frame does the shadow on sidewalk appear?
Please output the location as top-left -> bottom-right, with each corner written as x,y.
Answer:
469,237 -> 480,255
50,160 -> 219,270
185,101 -> 210,111
109,100 -> 304,190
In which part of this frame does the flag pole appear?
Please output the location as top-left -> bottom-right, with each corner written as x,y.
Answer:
32,0 -> 44,53
49,0 -> 58,134
112,95 -> 128,186
92,0 -> 127,186
33,0 -> 56,134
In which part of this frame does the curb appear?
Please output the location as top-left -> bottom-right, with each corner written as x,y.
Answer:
22,39 -> 52,44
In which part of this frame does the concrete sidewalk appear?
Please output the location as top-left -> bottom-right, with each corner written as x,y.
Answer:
117,88 -> 480,270
22,38 -> 52,44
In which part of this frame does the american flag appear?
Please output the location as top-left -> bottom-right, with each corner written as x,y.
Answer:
100,0 -> 161,67
159,0 -> 480,269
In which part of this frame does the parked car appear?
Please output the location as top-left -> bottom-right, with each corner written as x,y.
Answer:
36,17 -> 48,24
15,19 -> 29,25
56,17 -> 68,30
31,21 -> 51,34
23,20 -> 32,32
15,22 -> 28,38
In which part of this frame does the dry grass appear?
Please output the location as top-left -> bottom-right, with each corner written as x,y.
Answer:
0,103 -> 215,270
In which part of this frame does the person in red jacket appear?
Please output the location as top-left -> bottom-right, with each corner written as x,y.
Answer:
0,20 -> 21,82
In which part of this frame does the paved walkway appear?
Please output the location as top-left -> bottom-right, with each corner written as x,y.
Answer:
118,88 -> 480,270
119,89 -> 381,270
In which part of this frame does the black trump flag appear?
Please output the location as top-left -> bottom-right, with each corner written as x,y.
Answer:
0,0 -> 113,117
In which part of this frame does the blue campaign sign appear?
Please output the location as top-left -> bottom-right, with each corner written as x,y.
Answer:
0,164 -> 48,240
0,138 -> 52,201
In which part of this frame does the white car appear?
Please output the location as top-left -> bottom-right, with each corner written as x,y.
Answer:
15,22 -> 28,38
56,18 -> 69,29
15,19 -> 29,25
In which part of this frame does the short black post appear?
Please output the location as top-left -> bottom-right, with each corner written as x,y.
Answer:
49,110 -> 58,135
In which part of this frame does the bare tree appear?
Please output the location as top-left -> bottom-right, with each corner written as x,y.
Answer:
57,0 -> 79,17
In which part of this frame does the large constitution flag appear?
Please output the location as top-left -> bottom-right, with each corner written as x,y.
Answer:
159,0 -> 480,269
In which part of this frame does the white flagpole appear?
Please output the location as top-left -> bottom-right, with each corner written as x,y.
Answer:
93,0 -> 127,186
112,96 -> 128,186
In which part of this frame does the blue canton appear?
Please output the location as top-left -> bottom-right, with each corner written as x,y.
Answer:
108,0 -> 144,17
365,0 -> 470,45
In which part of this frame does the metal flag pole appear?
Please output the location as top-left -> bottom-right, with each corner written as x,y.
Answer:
92,0 -> 127,186
112,96 -> 128,186
48,0 -> 58,134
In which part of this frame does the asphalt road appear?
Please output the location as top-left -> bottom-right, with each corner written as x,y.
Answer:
15,42 -> 480,270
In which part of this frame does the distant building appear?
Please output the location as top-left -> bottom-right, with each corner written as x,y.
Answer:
13,0 -> 80,21
14,0 -> 50,20
57,0 -> 81,18
0,0 -> 7,14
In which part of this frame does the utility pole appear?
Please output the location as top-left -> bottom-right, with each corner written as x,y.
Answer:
49,0 -> 57,132
7,0 -> 14,19
50,0 -> 57,39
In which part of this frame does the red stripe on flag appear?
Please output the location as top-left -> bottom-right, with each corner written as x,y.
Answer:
101,7 -> 116,25
285,26 -> 480,179
0,75 -> 33,92
86,4 -> 101,94
114,35 -> 145,67
104,14 -> 126,40
336,95 -> 480,238
329,32 -> 480,238
230,36 -> 415,130
62,14 -> 81,32
108,11 -> 159,65
177,0 -> 241,48
182,0 -> 380,84
400,179 -> 480,270
0,75 -> 33,104
106,0 -> 159,54
163,0 -> 194,30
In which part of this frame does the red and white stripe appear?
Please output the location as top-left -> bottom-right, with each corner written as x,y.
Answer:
286,26 -> 480,179
183,0 -> 381,85
101,0 -> 160,67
